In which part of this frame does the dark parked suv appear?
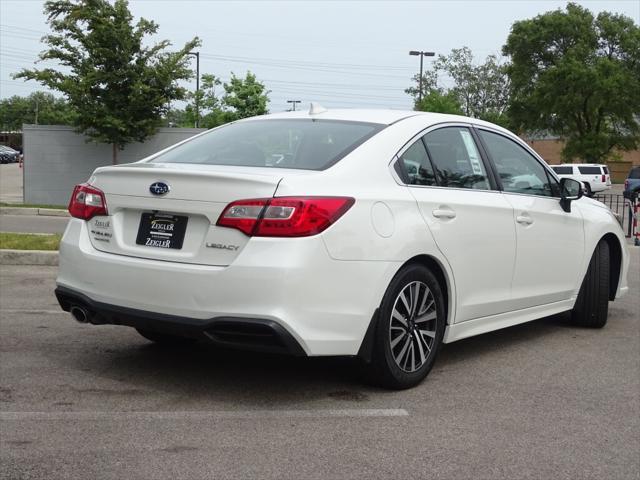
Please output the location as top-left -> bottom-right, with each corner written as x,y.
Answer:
624,166 -> 640,200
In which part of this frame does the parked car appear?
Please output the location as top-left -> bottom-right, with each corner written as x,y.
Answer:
623,166 -> 640,200
0,145 -> 20,164
550,163 -> 611,196
54,109 -> 629,389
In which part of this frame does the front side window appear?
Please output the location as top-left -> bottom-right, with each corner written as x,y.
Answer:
151,119 -> 384,171
478,130 -> 556,197
422,127 -> 490,190
398,139 -> 437,186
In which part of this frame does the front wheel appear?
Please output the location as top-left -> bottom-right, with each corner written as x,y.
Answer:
571,240 -> 610,328
366,264 -> 446,389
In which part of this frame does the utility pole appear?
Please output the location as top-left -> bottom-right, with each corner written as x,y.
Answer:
187,51 -> 200,127
287,100 -> 301,111
409,50 -> 435,104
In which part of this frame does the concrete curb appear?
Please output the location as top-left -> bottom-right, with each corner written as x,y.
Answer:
0,207 -> 69,217
0,249 -> 59,266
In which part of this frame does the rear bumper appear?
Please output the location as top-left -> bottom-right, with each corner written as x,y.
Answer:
56,219 -> 399,356
55,285 -> 306,356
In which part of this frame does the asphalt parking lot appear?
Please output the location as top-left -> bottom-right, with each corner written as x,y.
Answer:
0,248 -> 638,480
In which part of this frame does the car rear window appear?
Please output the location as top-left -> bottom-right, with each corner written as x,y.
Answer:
551,166 -> 573,174
578,166 -> 602,175
150,119 -> 384,170
629,168 -> 640,179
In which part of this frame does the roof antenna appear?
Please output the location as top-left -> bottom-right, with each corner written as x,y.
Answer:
309,102 -> 328,115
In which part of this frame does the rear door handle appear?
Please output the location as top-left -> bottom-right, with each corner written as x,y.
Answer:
516,214 -> 533,225
432,208 -> 456,219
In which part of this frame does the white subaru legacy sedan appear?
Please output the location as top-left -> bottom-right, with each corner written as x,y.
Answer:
55,109 -> 629,389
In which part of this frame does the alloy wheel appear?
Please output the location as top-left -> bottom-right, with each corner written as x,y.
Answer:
388,281 -> 438,373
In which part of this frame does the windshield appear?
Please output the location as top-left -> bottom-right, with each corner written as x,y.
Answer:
151,119 -> 384,170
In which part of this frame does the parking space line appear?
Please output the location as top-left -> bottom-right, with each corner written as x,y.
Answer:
0,409 -> 409,420
0,310 -> 66,314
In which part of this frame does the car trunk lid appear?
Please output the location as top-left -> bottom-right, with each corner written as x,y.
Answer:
85,163 -> 290,266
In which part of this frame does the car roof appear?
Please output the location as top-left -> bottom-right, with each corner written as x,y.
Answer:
244,108 -> 509,130
557,163 -> 606,167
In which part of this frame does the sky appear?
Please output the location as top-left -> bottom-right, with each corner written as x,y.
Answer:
1,0 -> 639,112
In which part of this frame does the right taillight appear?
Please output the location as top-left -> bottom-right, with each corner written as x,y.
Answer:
68,183 -> 108,220
624,180 -> 629,190
216,196 -> 355,237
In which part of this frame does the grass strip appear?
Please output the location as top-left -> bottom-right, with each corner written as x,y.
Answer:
0,233 -> 61,251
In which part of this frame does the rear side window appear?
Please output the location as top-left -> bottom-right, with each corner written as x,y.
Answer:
578,166 -> 602,175
603,166 -> 609,174
552,166 -> 573,174
398,140 -> 437,186
422,127 -> 490,189
630,168 -> 640,179
151,119 -> 384,171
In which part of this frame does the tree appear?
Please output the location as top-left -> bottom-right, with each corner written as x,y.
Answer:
0,92 -> 77,130
405,47 -> 510,126
503,3 -> 640,162
415,90 -> 463,115
14,0 -> 200,164
434,48 -> 510,125
222,72 -> 270,121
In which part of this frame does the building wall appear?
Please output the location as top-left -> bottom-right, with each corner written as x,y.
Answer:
23,125 -> 206,205
525,138 -> 640,166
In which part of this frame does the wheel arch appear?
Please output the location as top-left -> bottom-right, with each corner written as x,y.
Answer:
357,253 -> 454,363
601,233 -> 622,301
401,254 -> 452,325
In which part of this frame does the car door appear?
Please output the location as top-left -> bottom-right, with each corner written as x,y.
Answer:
476,128 -> 585,309
395,125 -> 517,323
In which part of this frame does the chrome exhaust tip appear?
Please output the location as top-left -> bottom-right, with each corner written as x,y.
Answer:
70,306 -> 89,323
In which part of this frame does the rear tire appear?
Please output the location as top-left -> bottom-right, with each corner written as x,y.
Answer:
366,264 -> 445,390
136,328 -> 196,345
571,240 -> 610,328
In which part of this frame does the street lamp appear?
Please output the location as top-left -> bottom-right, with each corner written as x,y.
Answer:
409,50 -> 435,103
287,100 -> 301,111
187,51 -> 200,128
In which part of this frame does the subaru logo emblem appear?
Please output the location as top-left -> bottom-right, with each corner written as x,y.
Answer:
149,181 -> 170,196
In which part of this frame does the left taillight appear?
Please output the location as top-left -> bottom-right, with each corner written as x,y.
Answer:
216,196 -> 355,237
68,183 -> 108,220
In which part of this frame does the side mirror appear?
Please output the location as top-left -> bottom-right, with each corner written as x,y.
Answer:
559,177 -> 583,213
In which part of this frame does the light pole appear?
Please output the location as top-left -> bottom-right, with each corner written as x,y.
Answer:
409,50 -> 435,104
187,51 -> 200,127
287,100 -> 301,111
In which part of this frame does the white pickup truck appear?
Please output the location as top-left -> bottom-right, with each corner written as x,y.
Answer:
550,164 -> 611,196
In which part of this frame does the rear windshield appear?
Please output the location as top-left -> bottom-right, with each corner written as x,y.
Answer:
151,119 -> 384,170
578,166 -> 602,175
552,166 -> 573,174
629,167 -> 640,179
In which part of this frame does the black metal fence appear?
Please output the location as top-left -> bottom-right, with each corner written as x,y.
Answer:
592,193 -> 635,237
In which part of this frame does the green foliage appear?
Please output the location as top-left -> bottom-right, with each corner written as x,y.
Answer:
0,92 -> 77,130
503,3 -> 640,162
415,90 -> 463,115
435,48 -> 510,123
404,69 -> 439,103
166,71 -> 270,128
222,72 -> 270,121
13,0 -> 200,163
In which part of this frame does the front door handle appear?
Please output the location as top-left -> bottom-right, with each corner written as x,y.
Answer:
516,214 -> 533,225
432,208 -> 456,219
